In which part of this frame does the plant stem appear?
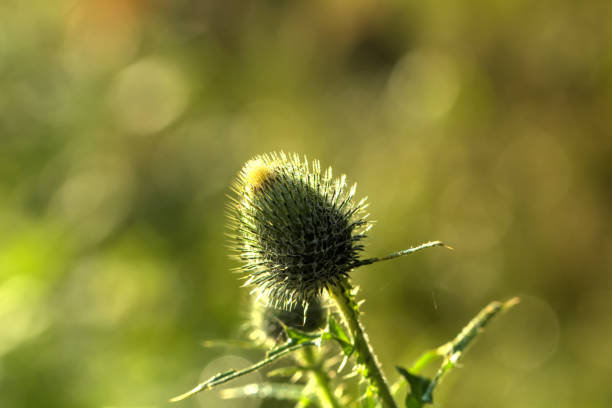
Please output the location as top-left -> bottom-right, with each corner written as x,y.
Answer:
301,346 -> 342,408
329,280 -> 398,408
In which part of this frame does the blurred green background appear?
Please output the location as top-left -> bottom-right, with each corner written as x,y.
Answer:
1,1 -> 611,407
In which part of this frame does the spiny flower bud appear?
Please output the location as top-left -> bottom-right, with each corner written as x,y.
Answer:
228,152 -> 370,310
249,298 -> 328,345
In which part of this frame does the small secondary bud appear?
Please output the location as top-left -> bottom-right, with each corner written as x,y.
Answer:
228,152 -> 370,310
250,297 -> 328,345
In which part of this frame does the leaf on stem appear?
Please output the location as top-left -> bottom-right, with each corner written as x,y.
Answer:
280,326 -> 322,351
393,297 -> 519,407
396,366 -> 433,408
170,340 -> 318,402
324,315 -> 354,357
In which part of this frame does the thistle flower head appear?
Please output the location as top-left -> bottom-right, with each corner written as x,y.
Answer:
228,152 -> 370,309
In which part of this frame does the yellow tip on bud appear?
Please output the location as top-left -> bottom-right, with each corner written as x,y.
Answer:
243,159 -> 274,193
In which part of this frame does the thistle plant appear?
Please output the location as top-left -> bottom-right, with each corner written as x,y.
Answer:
172,152 -> 518,408
227,152 -> 371,310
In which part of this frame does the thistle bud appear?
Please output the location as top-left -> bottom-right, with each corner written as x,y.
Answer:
228,152 -> 370,309
250,298 -> 328,345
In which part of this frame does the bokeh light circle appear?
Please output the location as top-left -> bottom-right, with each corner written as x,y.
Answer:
108,57 -> 189,135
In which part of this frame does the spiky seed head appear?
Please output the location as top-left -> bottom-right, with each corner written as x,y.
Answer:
249,297 -> 328,345
228,152 -> 370,310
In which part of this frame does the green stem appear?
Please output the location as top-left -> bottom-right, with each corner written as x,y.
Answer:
329,280 -> 398,408
301,347 -> 342,408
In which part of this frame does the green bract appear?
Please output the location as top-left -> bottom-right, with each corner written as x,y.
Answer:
229,152 -> 370,309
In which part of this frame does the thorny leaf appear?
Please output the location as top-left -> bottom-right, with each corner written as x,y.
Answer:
391,298 -> 520,406
170,340 -> 318,402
